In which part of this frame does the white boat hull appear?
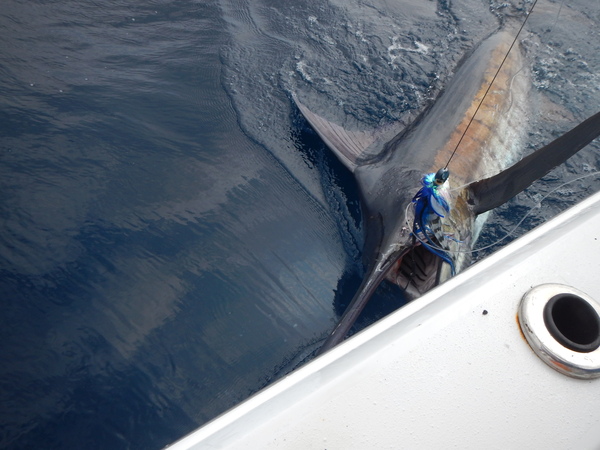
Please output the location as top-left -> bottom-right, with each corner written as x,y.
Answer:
168,190 -> 600,449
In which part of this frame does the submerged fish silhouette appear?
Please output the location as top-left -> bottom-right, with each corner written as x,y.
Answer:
295,30 -> 600,353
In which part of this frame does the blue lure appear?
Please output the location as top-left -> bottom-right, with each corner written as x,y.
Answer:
411,168 -> 455,275
413,171 -> 450,218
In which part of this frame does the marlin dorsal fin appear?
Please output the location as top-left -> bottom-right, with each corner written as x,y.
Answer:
294,97 -> 391,172
468,111 -> 600,215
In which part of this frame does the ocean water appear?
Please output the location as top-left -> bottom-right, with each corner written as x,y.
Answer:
1,0 -> 598,449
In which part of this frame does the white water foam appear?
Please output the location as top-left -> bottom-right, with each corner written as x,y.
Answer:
388,37 -> 429,65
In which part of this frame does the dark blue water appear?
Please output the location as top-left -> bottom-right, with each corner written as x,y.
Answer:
1,1 -> 598,449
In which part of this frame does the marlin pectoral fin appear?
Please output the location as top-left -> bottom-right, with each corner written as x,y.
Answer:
468,111 -> 600,215
294,97 -> 391,172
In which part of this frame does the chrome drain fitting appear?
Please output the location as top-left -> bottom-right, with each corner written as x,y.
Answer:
518,284 -> 600,379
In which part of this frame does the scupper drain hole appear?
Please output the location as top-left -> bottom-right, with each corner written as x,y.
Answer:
543,294 -> 600,353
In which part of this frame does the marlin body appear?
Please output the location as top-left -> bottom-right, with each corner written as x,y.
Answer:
295,30 -> 600,353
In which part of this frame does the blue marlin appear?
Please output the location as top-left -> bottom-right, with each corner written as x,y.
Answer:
295,31 -> 600,353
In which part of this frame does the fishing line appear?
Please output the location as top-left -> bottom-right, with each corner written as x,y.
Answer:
444,0 -> 540,169
409,170 -> 600,255
548,0 -> 565,33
